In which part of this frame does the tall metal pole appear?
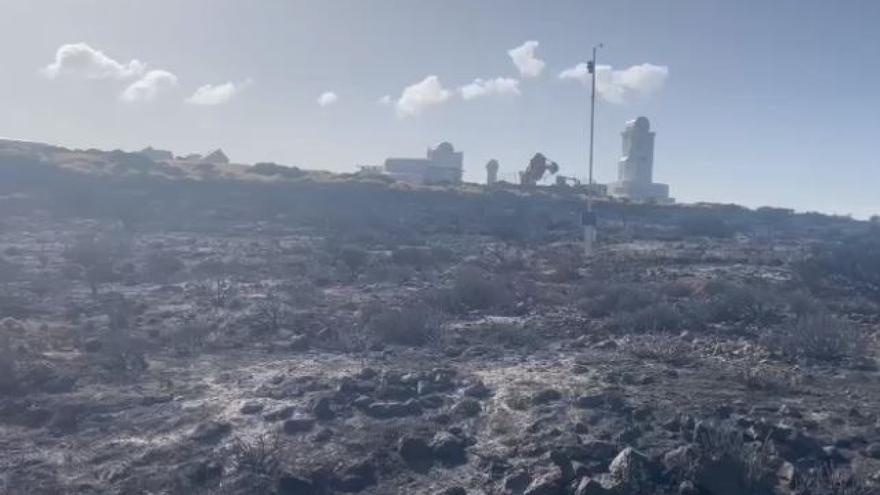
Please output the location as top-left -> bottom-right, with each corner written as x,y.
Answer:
588,44 -> 598,212
584,44 -> 601,255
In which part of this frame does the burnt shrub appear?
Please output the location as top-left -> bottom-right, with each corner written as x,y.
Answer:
62,235 -> 124,296
439,266 -> 514,314
795,233 -> 880,299
683,423 -> 776,495
613,304 -> 694,334
94,294 -> 148,377
249,162 -> 306,179
0,334 -> 18,395
464,322 -> 541,349
338,246 -> 370,275
703,281 -> 780,325
0,291 -> 32,319
623,334 -> 693,365
792,464 -> 874,495
576,283 -> 656,318
765,315 -> 867,363
736,364 -> 797,392
143,251 -> 185,282
363,304 -> 441,347
0,256 -> 21,283
679,213 -> 734,238
390,246 -> 448,268
251,293 -> 293,334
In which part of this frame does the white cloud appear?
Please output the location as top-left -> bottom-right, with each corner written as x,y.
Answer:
120,70 -> 178,102
558,63 -> 591,84
41,42 -> 145,80
460,77 -> 521,100
508,41 -> 545,78
377,95 -> 393,105
395,75 -> 452,117
317,91 -> 339,107
185,80 -> 251,106
559,62 -> 669,103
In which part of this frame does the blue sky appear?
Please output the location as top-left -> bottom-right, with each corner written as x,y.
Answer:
2,0 -> 879,217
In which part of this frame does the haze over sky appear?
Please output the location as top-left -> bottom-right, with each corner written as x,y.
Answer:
2,0 -> 879,218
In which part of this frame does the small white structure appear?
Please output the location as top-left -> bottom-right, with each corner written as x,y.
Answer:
608,117 -> 671,202
382,142 -> 463,184
486,159 -> 499,185
139,146 -> 174,162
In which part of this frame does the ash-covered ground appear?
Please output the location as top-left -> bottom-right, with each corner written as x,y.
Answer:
1,146 -> 880,494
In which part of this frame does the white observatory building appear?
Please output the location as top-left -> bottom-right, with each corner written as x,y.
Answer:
382,142 -> 463,184
608,117 -> 672,202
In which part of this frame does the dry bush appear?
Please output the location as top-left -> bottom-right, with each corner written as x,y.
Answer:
167,314 -> 216,355
793,464 -> 876,495
231,433 -> 282,478
62,235 -> 128,296
737,364 -> 797,392
703,281 -> 780,325
795,233 -> 880,300
467,322 -> 540,349
437,266 -> 514,314
0,334 -> 18,395
576,282 -> 656,318
0,290 -> 32,319
687,423 -> 777,495
765,315 -> 868,363
363,304 -> 441,347
362,263 -> 417,285
662,280 -> 695,299
0,256 -> 21,283
612,304 -> 694,334
203,278 -> 239,309
94,294 -> 148,376
624,335 -> 693,365
143,251 -> 185,282
390,246 -> 436,267
251,293 -> 292,334
678,213 -> 734,238
338,245 -> 370,275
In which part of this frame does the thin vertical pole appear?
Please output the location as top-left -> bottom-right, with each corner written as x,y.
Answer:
584,44 -> 601,256
588,45 -> 598,212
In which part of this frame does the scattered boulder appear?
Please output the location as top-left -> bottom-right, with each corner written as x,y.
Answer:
190,421 -> 231,444
574,477 -> 611,495
284,416 -> 316,434
431,432 -> 467,465
398,436 -> 433,467
83,338 -> 103,353
364,399 -> 421,419
277,474 -> 316,495
532,388 -> 563,405
48,405 -> 82,435
607,447 -> 659,493
864,443 -> 880,459
289,335 -> 310,351
311,396 -> 335,420
452,398 -> 482,418
186,460 -> 223,485
419,395 -> 445,409
332,460 -> 376,492
503,470 -> 532,493
240,401 -> 264,415
263,405 -> 295,422
523,471 -> 563,495
464,380 -> 491,398
574,393 -> 606,409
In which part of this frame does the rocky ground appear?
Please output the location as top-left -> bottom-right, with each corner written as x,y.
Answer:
1,151 -> 880,494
